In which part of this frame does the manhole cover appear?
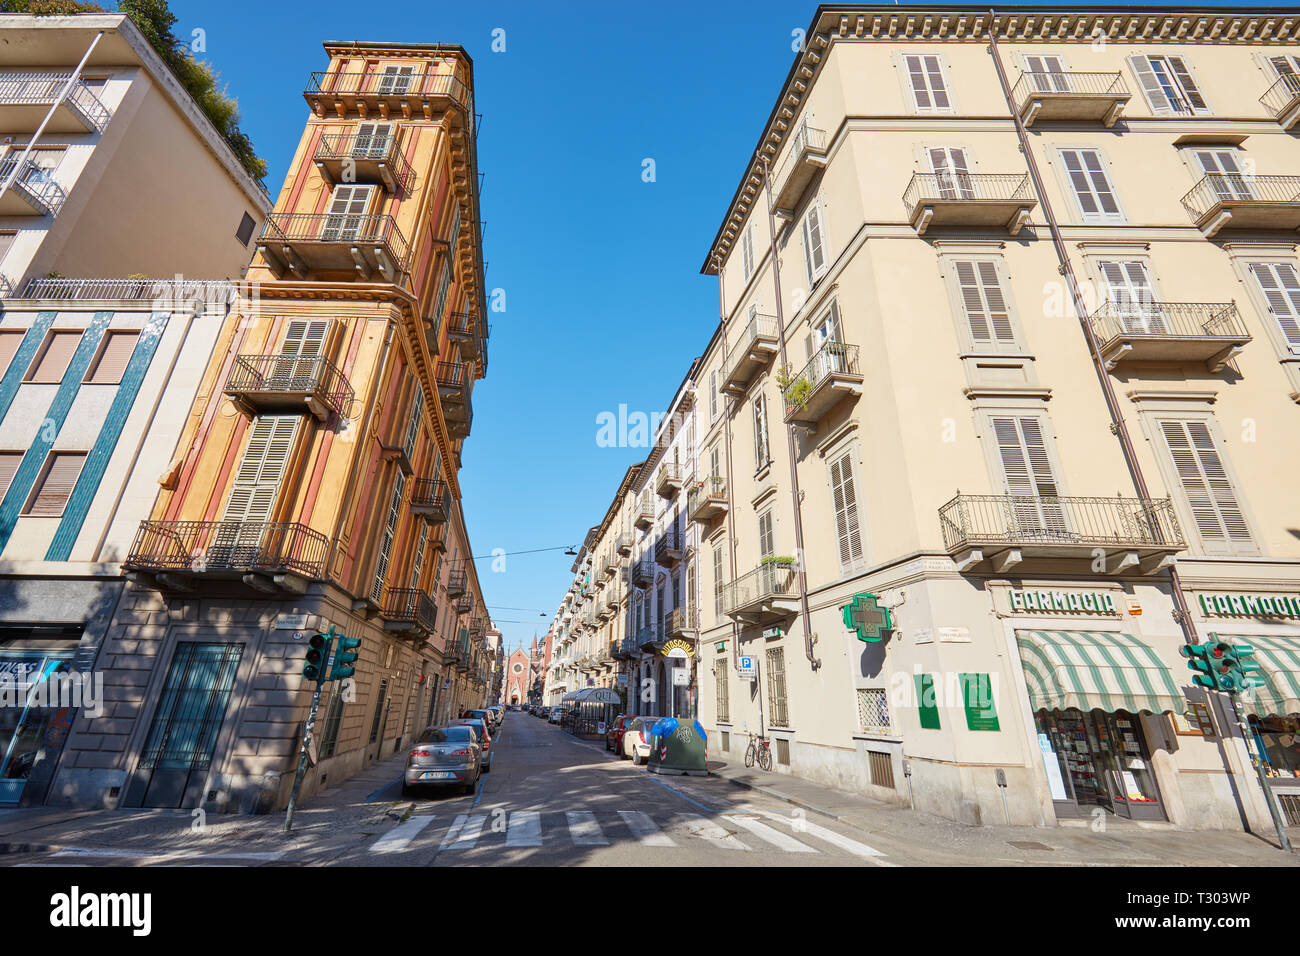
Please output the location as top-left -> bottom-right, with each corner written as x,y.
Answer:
1007,840 -> 1054,851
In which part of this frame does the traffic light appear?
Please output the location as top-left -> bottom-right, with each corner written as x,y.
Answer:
1179,642 -> 1221,690
302,632 -> 332,682
331,636 -> 361,681
1218,641 -> 1265,694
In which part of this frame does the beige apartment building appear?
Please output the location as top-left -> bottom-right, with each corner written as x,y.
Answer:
673,4 -> 1300,834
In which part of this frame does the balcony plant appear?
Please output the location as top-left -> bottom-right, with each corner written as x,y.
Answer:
775,364 -> 812,415
760,555 -> 796,567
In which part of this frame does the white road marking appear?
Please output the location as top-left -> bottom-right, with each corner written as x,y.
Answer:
370,815 -> 435,854
751,809 -> 895,865
506,811 -> 542,847
678,813 -> 749,851
617,810 -> 676,847
565,811 -> 608,846
439,813 -> 487,850
722,815 -> 817,853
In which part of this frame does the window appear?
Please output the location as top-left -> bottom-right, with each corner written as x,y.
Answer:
352,121 -> 394,158
857,688 -> 891,735
431,257 -> 453,325
322,184 -> 373,240
758,510 -> 774,559
319,682 -> 345,759
713,544 -> 725,620
0,331 -> 23,375
903,54 -> 950,111
138,643 -> 243,771
410,522 -> 429,590
709,370 -> 718,421
369,678 -> 390,743
1058,149 -> 1122,221
84,330 -> 138,385
928,147 -> 973,200
709,444 -> 721,480
716,666 -> 729,723
741,225 -> 754,280
24,330 -> 81,383
1098,259 -> 1158,326
954,260 -> 1016,347
1159,419 -> 1254,555
236,212 -> 256,247
1023,54 -> 1069,92
1247,262 -> 1300,353
403,387 -> 424,459
801,200 -> 827,284
0,452 -> 21,499
371,471 -> 407,602
765,647 -> 789,727
377,65 -> 414,94
829,450 -> 864,572
1189,148 -> 1252,201
753,394 -> 771,470
24,451 -> 86,516
0,230 -> 15,266
223,416 -> 300,524
990,415 -> 1067,535
1128,54 -> 1208,115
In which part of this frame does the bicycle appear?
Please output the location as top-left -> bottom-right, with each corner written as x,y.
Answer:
744,732 -> 773,771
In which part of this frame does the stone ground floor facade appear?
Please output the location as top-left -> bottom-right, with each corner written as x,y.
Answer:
2,576 -> 484,813
694,551 -> 1300,835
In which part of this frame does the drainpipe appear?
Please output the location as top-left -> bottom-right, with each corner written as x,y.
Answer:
984,14 -> 1283,846
0,31 -> 103,200
758,153 -> 818,670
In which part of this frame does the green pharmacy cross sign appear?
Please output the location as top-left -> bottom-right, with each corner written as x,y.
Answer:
843,592 -> 892,643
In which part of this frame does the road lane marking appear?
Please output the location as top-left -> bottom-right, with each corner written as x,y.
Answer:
440,813 -> 487,850
678,814 -> 749,851
565,811 -> 608,846
751,809 -> 896,866
506,811 -> 542,847
617,810 -> 676,847
722,815 -> 817,853
370,816 -> 435,854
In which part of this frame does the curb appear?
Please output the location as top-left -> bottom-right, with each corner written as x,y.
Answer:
715,774 -> 851,826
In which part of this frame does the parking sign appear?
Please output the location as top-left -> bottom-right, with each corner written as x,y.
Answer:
738,656 -> 756,680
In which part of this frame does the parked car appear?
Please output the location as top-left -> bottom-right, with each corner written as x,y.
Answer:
451,717 -> 493,771
464,708 -> 494,732
548,707 -> 563,725
403,725 -> 481,796
535,706 -> 549,719
487,705 -> 504,729
621,716 -> 656,765
605,714 -> 634,753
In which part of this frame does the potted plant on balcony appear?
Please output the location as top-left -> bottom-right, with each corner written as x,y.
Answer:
760,555 -> 796,567
775,364 -> 812,417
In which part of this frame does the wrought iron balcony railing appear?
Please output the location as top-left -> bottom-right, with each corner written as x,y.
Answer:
383,587 -> 437,635
781,341 -> 862,425
260,212 -> 410,276
0,156 -> 67,216
455,593 -> 474,614
125,520 -> 330,580
314,131 -> 414,192
654,532 -> 683,568
1088,301 -> 1250,370
636,623 -> 662,651
1010,71 -> 1130,126
772,122 -> 828,213
687,477 -> 728,524
666,604 -> 697,637
224,354 -> 354,421
939,494 -> 1185,555
633,491 -> 654,530
656,463 -> 683,498
720,312 -> 779,393
902,172 -> 1035,234
0,71 -> 111,131
1179,173 -> 1300,236
409,478 -> 450,523
16,277 -> 238,304
446,567 -> 467,596
305,71 -> 474,130
615,531 -> 635,555
0,275 -> 11,299
445,310 -> 476,341
1260,72 -> 1300,121
721,561 -> 799,619
631,557 -> 655,588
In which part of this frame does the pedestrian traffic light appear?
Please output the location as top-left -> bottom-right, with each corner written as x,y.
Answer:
331,636 -> 361,681
302,632 -> 332,682
1217,641 -> 1264,694
1179,642 -> 1221,690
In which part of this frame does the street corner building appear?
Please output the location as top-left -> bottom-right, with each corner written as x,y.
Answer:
1,34 -> 495,812
552,5 -> 1300,836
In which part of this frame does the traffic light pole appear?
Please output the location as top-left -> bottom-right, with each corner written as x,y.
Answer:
1226,694 -> 1293,852
284,630 -> 334,833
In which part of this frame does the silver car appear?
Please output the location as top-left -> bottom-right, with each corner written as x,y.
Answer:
403,725 -> 481,796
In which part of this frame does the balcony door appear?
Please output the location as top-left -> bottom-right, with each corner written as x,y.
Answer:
1098,260 -> 1163,332
991,416 -> 1069,540
1191,148 -> 1252,203
928,147 -> 974,200
213,416 -> 301,568
377,65 -> 414,95
805,301 -> 845,376
1248,262 -> 1300,354
352,121 -> 393,159
322,184 -> 374,240
1024,54 -> 1069,92
270,319 -> 329,390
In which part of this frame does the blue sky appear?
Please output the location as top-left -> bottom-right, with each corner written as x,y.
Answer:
167,0 -> 1278,654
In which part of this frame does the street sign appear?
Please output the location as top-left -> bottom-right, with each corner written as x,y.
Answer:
738,656 -> 756,680
672,667 -> 689,686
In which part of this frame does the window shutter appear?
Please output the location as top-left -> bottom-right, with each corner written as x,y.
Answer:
1128,54 -> 1172,112
0,331 -> 22,375
1160,420 -> 1252,552
802,202 -> 826,282
758,511 -> 774,558
741,226 -> 754,279
432,256 -> 453,324
372,470 -> 408,602
712,544 -> 724,617
279,319 -> 329,358
0,452 -> 23,499
410,522 -> 428,589
1099,260 -> 1160,329
28,452 -> 85,516
1060,150 -> 1120,218
86,331 -> 139,385
224,416 -> 300,522
830,452 -> 864,569
1166,56 -> 1207,111
323,185 -> 372,239
27,331 -> 81,383
709,370 -> 718,420
1249,262 -> 1300,349
905,54 -> 949,110
955,261 -> 1014,345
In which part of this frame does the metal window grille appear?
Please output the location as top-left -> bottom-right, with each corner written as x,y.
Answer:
721,731 -> 730,753
320,684 -> 345,759
765,647 -> 789,727
1279,793 -> 1300,828
775,737 -> 790,766
857,688 -> 891,735
138,642 -> 243,771
716,666 -> 729,723
369,678 -> 389,744
868,751 -> 896,790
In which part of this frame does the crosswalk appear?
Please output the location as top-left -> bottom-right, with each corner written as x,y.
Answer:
366,806 -> 890,862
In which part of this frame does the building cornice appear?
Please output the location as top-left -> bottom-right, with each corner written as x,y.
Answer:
701,4 -> 1300,275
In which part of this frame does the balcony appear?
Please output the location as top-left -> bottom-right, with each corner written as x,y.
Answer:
601,552 -> 618,577
1180,174 -> 1300,238
1089,301 -> 1251,371
654,533 -> 683,569
722,561 -> 799,624
1261,72 -> 1300,129
409,478 -> 450,525
382,587 -> 437,638
610,639 -> 631,661
468,617 -> 486,638
902,172 -> 1035,235
631,557 -> 654,588
0,156 -> 67,217
314,130 -> 414,193
224,354 -> 354,423
258,213 -> 409,283
124,520 -> 330,591
0,71 -> 111,132
304,71 -> 474,132
687,477 -> 728,524
636,624 -> 662,653
615,531 -> 635,556
445,311 -> 480,359
720,312 -> 779,395
656,463 -> 683,499
1011,71 -> 1130,128
446,567 -> 467,597
456,593 -> 474,614
938,494 -> 1185,575
772,122 -> 829,216
633,491 -> 654,531
781,342 -> 863,425
0,275 -> 11,299
666,604 -> 697,639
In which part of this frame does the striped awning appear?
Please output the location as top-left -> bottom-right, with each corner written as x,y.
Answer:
1212,633 -> 1300,718
1015,630 -> 1184,715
